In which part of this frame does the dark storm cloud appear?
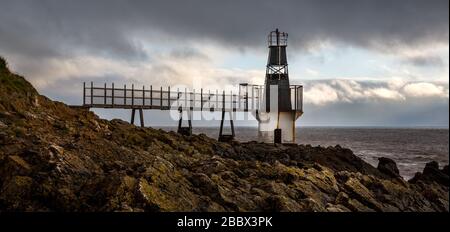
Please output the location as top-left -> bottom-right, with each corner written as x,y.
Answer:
403,55 -> 445,67
0,0 -> 448,60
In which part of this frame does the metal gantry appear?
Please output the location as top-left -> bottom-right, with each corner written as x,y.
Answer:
83,82 -> 303,113
82,82 -> 303,141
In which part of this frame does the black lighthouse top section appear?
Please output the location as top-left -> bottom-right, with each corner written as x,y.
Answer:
267,29 -> 288,68
264,29 -> 291,112
268,28 -> 288,47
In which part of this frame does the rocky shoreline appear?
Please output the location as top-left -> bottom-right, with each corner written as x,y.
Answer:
0,57 -> 449,212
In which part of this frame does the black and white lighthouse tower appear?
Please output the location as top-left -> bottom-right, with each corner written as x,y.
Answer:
257,29 -> 302,143
265,29 -> 291,111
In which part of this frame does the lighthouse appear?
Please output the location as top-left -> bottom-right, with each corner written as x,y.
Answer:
256,29 -> 303,143
83,28 -> 302,143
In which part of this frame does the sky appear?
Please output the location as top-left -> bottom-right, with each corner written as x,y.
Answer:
0,0 -> 448,127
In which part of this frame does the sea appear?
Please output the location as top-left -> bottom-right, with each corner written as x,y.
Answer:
157,127 -> 449,180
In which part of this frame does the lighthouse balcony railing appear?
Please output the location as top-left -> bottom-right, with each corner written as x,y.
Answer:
238,83 -> 303,113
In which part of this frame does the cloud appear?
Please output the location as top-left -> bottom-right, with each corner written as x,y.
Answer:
304,83 -> 339,105
0,0 -> 448,59
301,97 -> 449,127
1,0 -> 448,87
9,46 -> 264,105
366,88 -> 405,100
305,68 -> 320,76
394,44 -> 449,68
403,55 -> 445,67
300,80 -> 449,127
303,79 -> 448,106
403,82 -> 448,98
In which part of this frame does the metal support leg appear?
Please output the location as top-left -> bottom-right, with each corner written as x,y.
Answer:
218,111 -> 235,142
131,109 -> 136,125
188,111 -> 192,131
139,108 -> 144,127
177,108 -> 192,136
178,110 -> 183,131
219,110 -> 225,136
230,113 -> 235,137
131,108 -> 145,127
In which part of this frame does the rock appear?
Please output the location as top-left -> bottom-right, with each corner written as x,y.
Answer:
298,165 -> 339,199
138,178 -> 178,212
32,96 -> 40,107
24,111 -> 38,120
0,131 -> 8,144
326,203 -> 351,212
335,192 -> 349,205
190,173 -> 218,195
343,177 -> 383,211
9,155 -> 31,170
346,198 -> 376,212
0,176 -> 34,210
263,195 -> 302,211
425,161 -> 439,171
0,120 -> 7,128
49,144 -> 64,155
377,157 -> 400,178
0,155 -> 32,178
105,175 -> 137,211
409,161 -> 449,187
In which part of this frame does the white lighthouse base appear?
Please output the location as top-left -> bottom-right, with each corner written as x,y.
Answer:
256,111 -> 298,143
